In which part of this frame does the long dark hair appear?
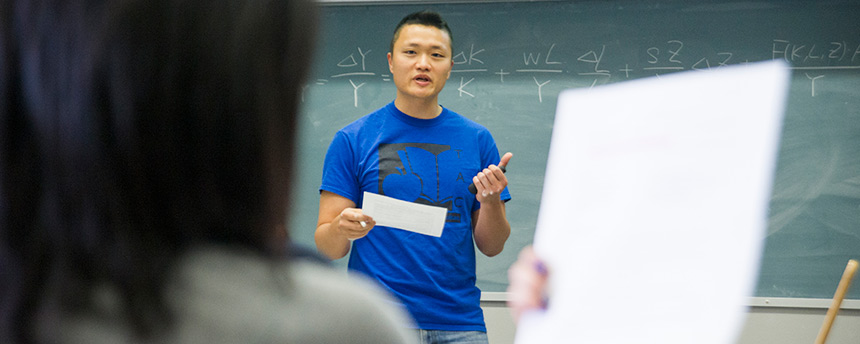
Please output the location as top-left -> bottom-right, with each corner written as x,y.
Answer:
0,0 -> 317,342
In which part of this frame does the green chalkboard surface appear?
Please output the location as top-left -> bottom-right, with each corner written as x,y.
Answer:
289,0 -> 860,299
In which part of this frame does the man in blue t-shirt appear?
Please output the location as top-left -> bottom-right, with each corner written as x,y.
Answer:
315,10 -> 512,344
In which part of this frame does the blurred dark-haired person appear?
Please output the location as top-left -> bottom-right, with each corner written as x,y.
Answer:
0,1 -> 415,343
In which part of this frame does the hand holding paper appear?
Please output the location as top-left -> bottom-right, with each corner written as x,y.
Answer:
335,207 -> 374,241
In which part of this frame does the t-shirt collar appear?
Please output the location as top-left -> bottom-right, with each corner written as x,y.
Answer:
387,101 -> 448,127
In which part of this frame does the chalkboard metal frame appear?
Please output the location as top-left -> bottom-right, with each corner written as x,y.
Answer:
316,0 -> 565,5
482,292 -> 860,310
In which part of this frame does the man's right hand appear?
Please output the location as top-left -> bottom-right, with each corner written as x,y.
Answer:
333,207 -> 375,240
316,191 -> 374,259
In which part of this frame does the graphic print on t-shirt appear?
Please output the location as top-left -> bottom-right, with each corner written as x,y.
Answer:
378,143 -> 467,223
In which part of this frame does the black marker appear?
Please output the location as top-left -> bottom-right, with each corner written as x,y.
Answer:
468,165 -> 506,194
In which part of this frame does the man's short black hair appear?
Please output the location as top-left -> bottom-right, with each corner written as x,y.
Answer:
390,10 -> 453,53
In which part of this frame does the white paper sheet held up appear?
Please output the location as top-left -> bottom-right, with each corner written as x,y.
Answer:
516,60 -> 790,344
361,191 -> 447,237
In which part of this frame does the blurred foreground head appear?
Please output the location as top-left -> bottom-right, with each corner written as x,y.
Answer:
0,0 -> 317,341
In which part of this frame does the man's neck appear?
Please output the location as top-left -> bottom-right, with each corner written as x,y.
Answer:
394,97 -> 442,119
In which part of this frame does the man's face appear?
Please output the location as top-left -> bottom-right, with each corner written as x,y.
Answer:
387,24 -> 453,103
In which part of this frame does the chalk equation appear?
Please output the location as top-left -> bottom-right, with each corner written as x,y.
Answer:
310,39 -> 860,106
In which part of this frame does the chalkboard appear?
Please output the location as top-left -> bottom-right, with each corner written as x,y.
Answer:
288,0 -> 860,299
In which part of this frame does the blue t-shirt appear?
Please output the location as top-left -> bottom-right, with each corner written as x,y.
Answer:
320,102 -> 511,331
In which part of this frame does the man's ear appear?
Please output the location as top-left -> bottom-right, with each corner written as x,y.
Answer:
388,52 -> 394,73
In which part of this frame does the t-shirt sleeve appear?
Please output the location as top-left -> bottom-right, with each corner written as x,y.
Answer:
320,131 -> 361,204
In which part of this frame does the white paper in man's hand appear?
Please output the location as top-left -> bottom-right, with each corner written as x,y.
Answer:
517,60 -> 790,344
361,191 -> 447,237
